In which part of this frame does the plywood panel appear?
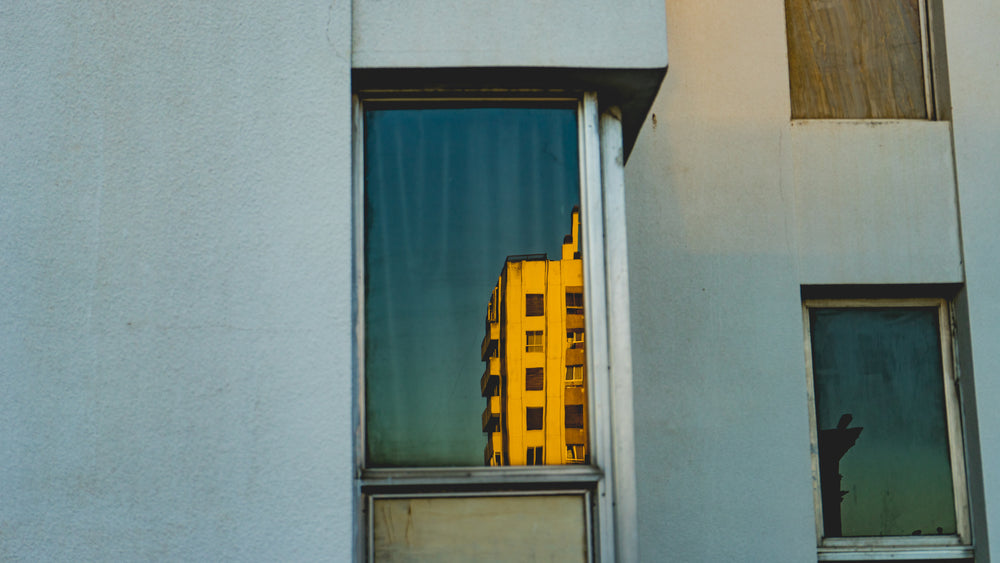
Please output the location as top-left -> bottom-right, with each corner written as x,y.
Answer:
786,0 -> 927,119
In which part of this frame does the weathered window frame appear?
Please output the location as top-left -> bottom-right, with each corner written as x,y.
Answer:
352,92 -> 637,562
802,298 -> 971,561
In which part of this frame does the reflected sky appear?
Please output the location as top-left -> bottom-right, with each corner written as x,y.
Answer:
364,104 -> 580,467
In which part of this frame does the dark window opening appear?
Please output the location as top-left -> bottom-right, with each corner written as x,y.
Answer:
526,294 -> 545,317
526,368 -> 544,391
565,405 -> 584,429
526,407 -> 544,430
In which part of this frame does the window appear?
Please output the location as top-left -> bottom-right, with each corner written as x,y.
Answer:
567,329 -> 584,348
803,299 -> 970,560
566,365 -> 584,386
785,0 -> 939,119
525,294 -> 544,317
526,331 -> 544,353
357,92 -> 635,561
526,407 -> 544,431
566,291 -> 584,315
525,367 -> 544,391
565,405 -> 584,429
567,445 -> 586,463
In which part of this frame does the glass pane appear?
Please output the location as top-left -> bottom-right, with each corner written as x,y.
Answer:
785,0 -> 927,119
364,104 -> 587,467
810,307 -> 956,537
372,495 -> 588,562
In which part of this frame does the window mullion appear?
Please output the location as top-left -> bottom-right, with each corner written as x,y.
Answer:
580,92 -> 613,563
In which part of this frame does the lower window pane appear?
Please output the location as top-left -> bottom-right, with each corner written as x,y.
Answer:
372,495 -> 588,561
809,307 -> 956,537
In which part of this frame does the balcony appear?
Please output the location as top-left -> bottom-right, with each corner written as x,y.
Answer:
565,428 -> 586,444
566,313 -> 584,330
480,357 -> 500,397
480,323 -> 500,360
482,395 -> 501,432
565,348 -> 585,366
564,386 -> 585,405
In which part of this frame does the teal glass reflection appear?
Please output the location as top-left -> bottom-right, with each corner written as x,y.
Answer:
810,307 -> 956,537
364,104 -> 580,467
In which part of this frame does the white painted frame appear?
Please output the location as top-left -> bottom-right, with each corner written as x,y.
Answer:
802,298 -> 971,561
352,92 -> 637,562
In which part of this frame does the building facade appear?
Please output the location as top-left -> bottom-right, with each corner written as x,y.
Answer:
482,209 -> 588,467
4,1 -> 1000,561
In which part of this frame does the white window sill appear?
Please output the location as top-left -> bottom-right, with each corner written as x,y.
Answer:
818,544 -> 973,561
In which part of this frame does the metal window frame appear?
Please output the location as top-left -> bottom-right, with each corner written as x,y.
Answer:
352,91 -> 637,562
802,298 -> 972,561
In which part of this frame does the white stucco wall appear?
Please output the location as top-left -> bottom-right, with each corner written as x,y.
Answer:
5,0 -> 998,561
352,0 -> 667,69
625,2 -> 817,560
946,2 -> 1000,560
0,3 -> 354,560
625,0 -> 972,560
792,120 -> 962,284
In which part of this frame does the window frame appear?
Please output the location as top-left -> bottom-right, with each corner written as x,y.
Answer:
526,330 -> 545,353
567,291 -> 585,315
352,91 -> 637,562
802,298 -> 971,561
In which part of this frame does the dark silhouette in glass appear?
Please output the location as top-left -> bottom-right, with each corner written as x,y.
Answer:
818,413 -> 863,537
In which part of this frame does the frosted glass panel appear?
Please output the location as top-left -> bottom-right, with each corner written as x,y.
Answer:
364,104 -> 586,467
809,307 -> 956,537
372,495 -> 588,562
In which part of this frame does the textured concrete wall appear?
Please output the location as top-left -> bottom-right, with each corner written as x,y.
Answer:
6,0 -> 996,561
352,0 -> 667,69
0,3 -> 354,560
625,2 -> 816,560
625,0 -> 968,560
792,121 -> 962,284
946,2 -> 1000,560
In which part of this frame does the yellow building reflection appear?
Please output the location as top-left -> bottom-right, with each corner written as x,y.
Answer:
481,208 -> 588,466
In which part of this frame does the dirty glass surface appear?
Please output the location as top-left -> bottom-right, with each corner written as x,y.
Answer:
809,307 -> 956,537
372,495 -> 588,561
364,103 -> 587,467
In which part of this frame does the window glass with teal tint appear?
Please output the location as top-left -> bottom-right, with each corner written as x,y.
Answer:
364,102 -> 589,467
809,307 -> 956,537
